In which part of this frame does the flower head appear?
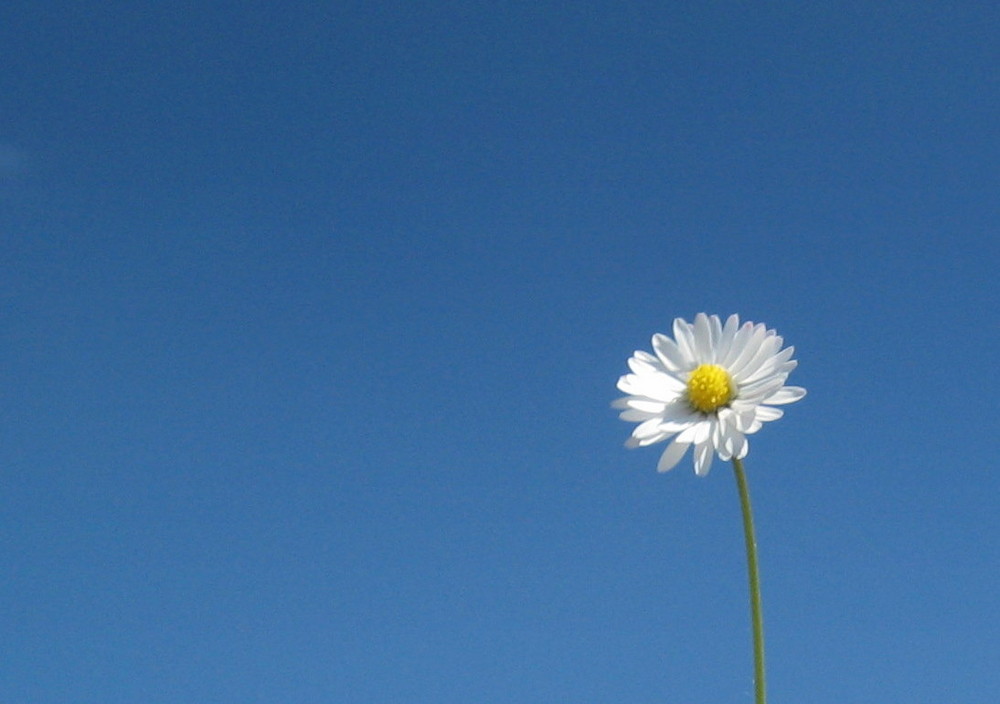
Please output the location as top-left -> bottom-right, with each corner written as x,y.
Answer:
614,314 -> 806,475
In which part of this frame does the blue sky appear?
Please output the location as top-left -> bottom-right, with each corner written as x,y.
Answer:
1,2 -> 997,702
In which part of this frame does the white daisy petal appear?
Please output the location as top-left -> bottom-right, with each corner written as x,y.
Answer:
720,321 -> 753,367
734,376 -> 786,402
692,313 -> 715,363
652,333 -> 688,372
628,353 -> 661,375
635,430 -> 673,447
617,398 -> 668,414
659,400 -> 702,423
617,372 -> 685,402
720,426 -> 746,460
771,360 -> 797,377
755,406 -> 784,422
716,314 -> 740,363
634,417 -> 666,439
726,324 -> 769,378
708,314 -> 724,351
615,314 -> 804,476
764,386 -> 807,405
731,333 -> 782,380
656,438 -> 691,472
732,410 -> 758,433
675,420 -> 711,445
711,418 -> 725,448
693,441 -> 714,476
653,333 -> 690,372
618,408 -> 661,422
732,433 -> 747,459
739,346 -> 795,385
672,317 -> 697,363
728,399 -> 757,415
734,439 -> 750,459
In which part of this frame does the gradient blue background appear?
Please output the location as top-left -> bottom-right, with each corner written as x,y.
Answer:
2,2 -> 997,702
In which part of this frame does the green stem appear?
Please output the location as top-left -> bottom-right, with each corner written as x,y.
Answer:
732,457 -> 766,704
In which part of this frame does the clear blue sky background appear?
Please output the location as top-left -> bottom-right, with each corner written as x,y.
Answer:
2,2 -> 997,702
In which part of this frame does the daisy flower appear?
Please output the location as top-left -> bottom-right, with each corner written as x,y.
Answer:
613,313 -> 806,476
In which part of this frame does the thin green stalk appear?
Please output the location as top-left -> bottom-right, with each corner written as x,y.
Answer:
732,456 -> 766,704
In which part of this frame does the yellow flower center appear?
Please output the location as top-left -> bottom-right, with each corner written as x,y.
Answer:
686,364 -> 735,413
